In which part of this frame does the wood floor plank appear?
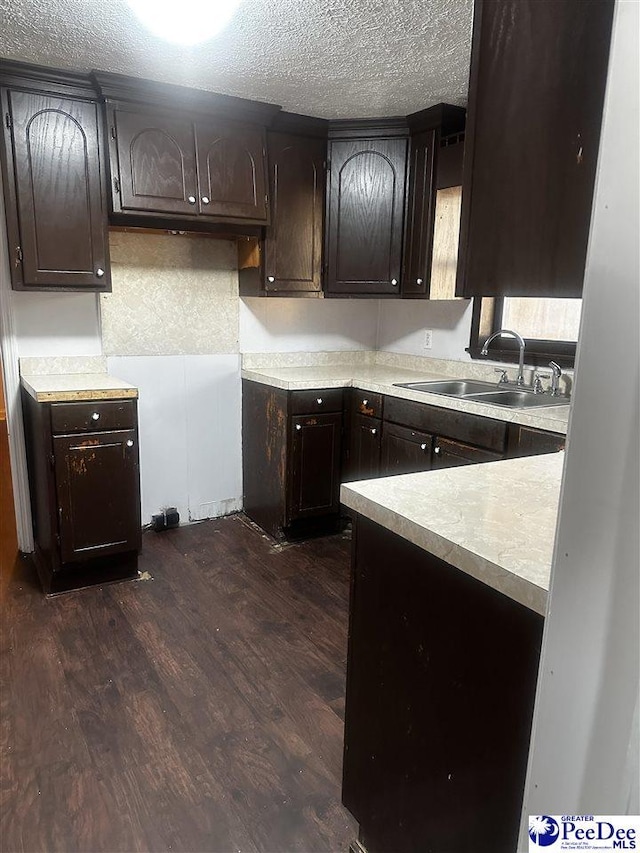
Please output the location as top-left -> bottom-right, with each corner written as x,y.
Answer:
0,515 -> 356,853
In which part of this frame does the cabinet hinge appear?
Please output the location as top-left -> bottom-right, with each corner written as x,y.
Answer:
15,246 -> 23,265
264,193 -> 269,206
50,453 -> 55,469
5,112 -> 12,130
110,126 -> 117,140
114,176 -> 120,194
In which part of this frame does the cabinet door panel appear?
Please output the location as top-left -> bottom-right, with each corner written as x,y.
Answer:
344,414 -> 381,483
196,121 -> 267,222
54,429 -> 141,564
5,90 -> 109,290
113,108 -> 198,215
381,422 -> 433,476
264,132 -> 324,292
289,413 -> 341,521
432,436 -> 502,469
457,0 -> 614,297
402,129 -> 436,296
326,138 -> 407,294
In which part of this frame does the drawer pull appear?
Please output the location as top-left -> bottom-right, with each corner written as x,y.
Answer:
126,439 -> 134,447
295,424 -> 302,431
91,412 -> 100,421
267,276 -> 275,283
370,428 -> 377,435
96,268 -> 105,278
316,398 -> 323,405
421,443 -> 427,451
362,399 -> 368,406
434,446 -> 441,455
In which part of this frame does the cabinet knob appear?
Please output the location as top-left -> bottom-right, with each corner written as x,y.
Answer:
267,276 -> 275,283
295,424 -> 302,431
420,443 -> 427,451
370,428 -> 377,435
317,398 -> 323,405
91,412 -> 100,421
362,399 -> 368,406
391,278 -> 398,286
416,278 -> 423,285
201,196 -> 210,204
187,195 -> 196,204
96,268 -> 105,278
434,446 -> 441,455
126,439 -> 134,447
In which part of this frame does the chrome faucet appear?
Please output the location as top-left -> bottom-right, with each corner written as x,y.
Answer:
548,361 -> 562,396
481,329 -> 526,387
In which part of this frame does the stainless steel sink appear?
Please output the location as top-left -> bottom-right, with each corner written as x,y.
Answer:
464,390 -> 571,408
395,379 -> 500,396
393,378 -> 570,409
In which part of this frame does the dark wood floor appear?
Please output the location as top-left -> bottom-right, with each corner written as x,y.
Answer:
0,515 -> 357,853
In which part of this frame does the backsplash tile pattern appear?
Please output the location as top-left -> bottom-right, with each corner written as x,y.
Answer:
102,232 -> 239,357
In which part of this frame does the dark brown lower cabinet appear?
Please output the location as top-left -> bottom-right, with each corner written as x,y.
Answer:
22,392 -> 141,593
380,422 -> 433,476
343,413 -> 381,483
432,435 -> 503,468
343,514 -> 544,853
507,423 -> 567,457
242,380 -> 344,540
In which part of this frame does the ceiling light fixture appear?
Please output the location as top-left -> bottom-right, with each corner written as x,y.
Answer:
126,0 -> 243,46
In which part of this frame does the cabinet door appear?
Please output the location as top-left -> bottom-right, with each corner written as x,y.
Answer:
508,424 -> 566,457
264,132 -> 325,292
112,107 -> 198,215
401,129 -> 436,297
344,414 -> 381,483
3,90 -> 109,290
381,422 -> 433,476
196,120 -> 268,222
432,436 -> 502,469
289,413 -> 342,521
325,137 -> 407,295
53,429 -> 141,564
457,0 -> 615,297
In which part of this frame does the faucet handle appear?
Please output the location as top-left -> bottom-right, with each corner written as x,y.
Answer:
533,372 -> 547,394
494,369 -> 509,385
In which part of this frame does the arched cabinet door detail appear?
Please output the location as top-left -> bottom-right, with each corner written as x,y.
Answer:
325,137 -> 407,295
196,122 -> 267,222
113,109 -> 198,215
2,89 -> 109,290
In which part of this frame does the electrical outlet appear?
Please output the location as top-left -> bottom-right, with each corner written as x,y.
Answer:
424,329 -> 433,350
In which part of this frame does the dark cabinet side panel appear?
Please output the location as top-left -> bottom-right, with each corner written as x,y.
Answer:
111,107 -> 198,216
325,137 -> 407,295
457,0 -> 615,297
53,429 -> 141,564
264,132 -> 325,292
4,89 -> 109,290
288,413 -> 342,521
401,129 -> 436,296
196,120 -> 268,223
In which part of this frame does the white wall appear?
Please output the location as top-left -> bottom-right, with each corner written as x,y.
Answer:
376,298 -> 473,360
520,0 -> 640,838
240,296 -> 379,352
12,291 -> 101,358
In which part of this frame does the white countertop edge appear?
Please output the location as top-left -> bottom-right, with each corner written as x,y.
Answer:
241,367 -> 570,435
340,485 -> 549,616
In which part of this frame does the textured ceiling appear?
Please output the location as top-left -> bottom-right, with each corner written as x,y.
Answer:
0,0 -> 473,119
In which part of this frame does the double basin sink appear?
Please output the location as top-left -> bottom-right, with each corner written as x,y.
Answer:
394,379 -> 571,409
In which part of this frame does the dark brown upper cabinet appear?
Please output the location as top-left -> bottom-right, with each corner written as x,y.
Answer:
108,105 -> 269,226
238,116 -> 327,296
0,72 -> 110,292
324,121 -> 408,296
402,104 -> 466,300
92,71 -> 280,232
456,0 -> 615,299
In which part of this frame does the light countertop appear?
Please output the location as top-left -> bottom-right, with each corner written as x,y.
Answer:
341,452 -> 564,616
241,362 -> 570,435
21,373 -> 138,403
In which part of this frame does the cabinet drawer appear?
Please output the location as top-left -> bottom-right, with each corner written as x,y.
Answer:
351,390 -> 383,419
50,400 -> 137,434
384,396 -> 507,454
381,422 -> 433,477
290,388 -> 344,415
433,436 -> 502,468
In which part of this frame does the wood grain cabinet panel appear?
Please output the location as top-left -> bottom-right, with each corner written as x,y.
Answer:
381,422 -> 433,476
343,414 -> 381,483
1,89 -> 110,291
457,0 -> 615,298
325,137 -> 407,295
112,108 -> 198,215
196,121 -> 267,222
289,413 -> 342,520
401,129 -> 437,296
